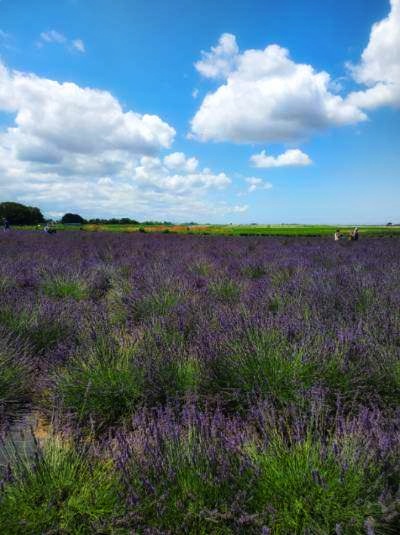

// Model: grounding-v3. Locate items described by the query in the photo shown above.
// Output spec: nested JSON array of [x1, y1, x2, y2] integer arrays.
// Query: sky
[[0, 0, 399, 224]]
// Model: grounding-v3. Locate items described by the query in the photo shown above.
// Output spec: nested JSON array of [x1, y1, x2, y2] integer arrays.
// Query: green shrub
[[242, 264, 267, 280], [126, 428, 251, 534], [155, 356, 202, 401], [190, 261, 214, 276], [0, 439, 122, 534], [0, 335, 31, 414], [105, 277, 132, 325], [0, 307, 70, 354], [210, 329, 315, 408], [57, 336, 143, 427], [270, 267, 294, 287], [247, 433, 382, 534], [138, 325, 203, 403], [319, 346, 400, 406], [209, 279, 241, 304], [133, 288, 180, 321], [42, 276, 88, 300]]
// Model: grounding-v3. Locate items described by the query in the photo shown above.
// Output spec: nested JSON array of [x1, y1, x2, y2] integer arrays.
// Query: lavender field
[[1, 231, 400, 534]]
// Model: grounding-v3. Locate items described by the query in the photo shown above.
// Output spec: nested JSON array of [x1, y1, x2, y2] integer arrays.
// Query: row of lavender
[[1, 231, 399, 533]]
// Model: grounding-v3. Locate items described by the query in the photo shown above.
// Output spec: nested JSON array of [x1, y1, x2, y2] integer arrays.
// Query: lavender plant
[[1, 231, 400, 533]]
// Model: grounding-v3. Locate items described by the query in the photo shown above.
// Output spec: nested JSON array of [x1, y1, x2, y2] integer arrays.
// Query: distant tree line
[[0, 202, 45, 225], [1, 202, 200, 226], [87, 217, 139, 225], [61, 213, 87, 224]]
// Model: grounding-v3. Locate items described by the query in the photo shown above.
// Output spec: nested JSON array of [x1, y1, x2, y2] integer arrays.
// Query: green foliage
[[211, 329, 315, 407], [0, 335, 31, 413], [0, 201, 44, 225], [267, 294, 284, 314], [209, 279, 241, 304], [61, 213, 86, 224], [57, 335, 143, 427], [191, 261, 214, 276], [355, 287, 376, 315], [242, 264, 267, 280], [137, 324, 202, 403], [42, 276, 88, 300], [0, 307, 70, 354], [247, 433, 382, 534], [270, 267, 294, 287], [155, 356, 202, 401], [318, 346, 400, 406], [127, 430, 250, 534], [0, 439, 122, 534], [105, 287, 129, 325], [133, 288, 180, 321]]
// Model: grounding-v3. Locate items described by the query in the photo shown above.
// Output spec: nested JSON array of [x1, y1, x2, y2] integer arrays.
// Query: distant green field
[[15, 223, 400, 236]]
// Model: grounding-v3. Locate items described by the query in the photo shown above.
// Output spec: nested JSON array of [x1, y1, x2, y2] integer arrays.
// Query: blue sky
[[0, 0, 399, 223]]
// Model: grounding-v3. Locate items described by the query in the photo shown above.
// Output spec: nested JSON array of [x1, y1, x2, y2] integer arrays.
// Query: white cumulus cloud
[[195, 33, 239, 79], [347, 0, 400, 109], [191, 36, 366, 144], [245, 177, 273, 193], [250, 148, 312, 168], [0, 62, 175, 156], [0, 62, 239, 220], [163, 152, 199, 173], [135, 154, 230, 193]]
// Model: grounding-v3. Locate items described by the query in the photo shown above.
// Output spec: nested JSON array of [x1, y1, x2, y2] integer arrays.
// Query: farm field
[[18, 223, 400, 237], [1, 231, 400, 533]]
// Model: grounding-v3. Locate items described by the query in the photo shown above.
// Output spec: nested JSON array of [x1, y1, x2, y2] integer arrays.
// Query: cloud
[[347, 0, 400, 109], [135, 155, 230, 193], [192, 88, 199, 99], [195, 33, 239, 79], [245, 177, 273, 193], [231, 204, 249, 213], [0, 62, 239, 220], [0, 29, 12, 48], [40, 30, 67, 44], [250, 148, 312, 168], [0, 62, 175, 155], [38, 30, 85, 53], [72, 39, 85, 53], [163, 152, 199, 173], [191, 36, 366, 144]]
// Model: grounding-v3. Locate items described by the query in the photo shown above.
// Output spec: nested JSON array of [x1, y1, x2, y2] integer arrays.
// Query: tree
[[61, 213, 86, 224], [0, 202, 45, 225]]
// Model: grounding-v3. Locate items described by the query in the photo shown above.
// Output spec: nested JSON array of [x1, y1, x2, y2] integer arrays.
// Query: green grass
[[124, 419, 385, 534], [153, 356, 203, 401], [210, 329, 315, 408], [0, 335, 31, 413], [15, 223, 400, 237], [0, 438, 122, 534], [125, 428, 250, 534], [57, 335, 143, 428], [0, 307, 70, 354], [42, 276, 88, 300], [209, 279, 242, 304], [132, 288, 181, 321], [246, 432, 382, 534], [242, 263, 267, 280]]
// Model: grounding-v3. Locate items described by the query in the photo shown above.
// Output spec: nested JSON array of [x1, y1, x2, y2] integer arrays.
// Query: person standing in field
[[2, 218, 10, 232], [351, 227, 359, 241], [334, 229, 341, 241]]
